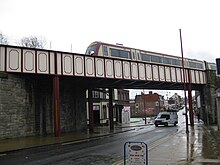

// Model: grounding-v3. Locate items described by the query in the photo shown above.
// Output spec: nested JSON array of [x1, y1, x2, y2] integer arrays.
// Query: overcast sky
[[1, 0, 219, 98]]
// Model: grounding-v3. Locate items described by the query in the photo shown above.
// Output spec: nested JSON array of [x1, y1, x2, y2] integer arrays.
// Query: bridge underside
[[64, 76, 203, 91]]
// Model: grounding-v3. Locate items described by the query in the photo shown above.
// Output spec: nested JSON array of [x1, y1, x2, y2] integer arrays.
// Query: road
[[0, 122, 183, 165]]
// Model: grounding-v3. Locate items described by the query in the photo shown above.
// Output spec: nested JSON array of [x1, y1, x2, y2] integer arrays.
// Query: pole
[[109, 88, 114, 130], [88, 88, 94, 132], [53, 75, 61, 137], [188, 77, 194, 126], [179, 29, 189, 133]]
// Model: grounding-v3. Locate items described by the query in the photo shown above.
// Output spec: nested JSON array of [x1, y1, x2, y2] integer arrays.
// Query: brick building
[[132, 91, 164, 117]]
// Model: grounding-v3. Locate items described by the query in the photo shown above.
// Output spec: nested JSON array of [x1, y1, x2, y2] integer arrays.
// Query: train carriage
[[85, 41, 206, 71]]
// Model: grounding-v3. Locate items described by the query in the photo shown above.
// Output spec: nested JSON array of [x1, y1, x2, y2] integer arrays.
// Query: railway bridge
[[0, 44, 217, 138]]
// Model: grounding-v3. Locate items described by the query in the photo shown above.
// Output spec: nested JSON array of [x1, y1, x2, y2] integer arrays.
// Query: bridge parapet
[[0, 44, 207, 85]]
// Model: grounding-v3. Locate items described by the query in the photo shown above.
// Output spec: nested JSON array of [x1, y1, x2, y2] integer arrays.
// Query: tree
[[20, 36, 46, 48], [0, 32, 8, 45]]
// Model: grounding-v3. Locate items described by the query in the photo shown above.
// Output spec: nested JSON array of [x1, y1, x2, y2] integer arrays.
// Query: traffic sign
[[124, 142, 148, 165]]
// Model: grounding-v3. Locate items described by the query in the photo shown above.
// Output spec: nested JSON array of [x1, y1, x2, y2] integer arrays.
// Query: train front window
[[86, 44, 97, 55]]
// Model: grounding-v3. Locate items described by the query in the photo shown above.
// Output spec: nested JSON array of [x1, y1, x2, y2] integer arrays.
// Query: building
[[168, 93, 182, 110], [86, 89, 130, 125], [132, 91, 164, 117]]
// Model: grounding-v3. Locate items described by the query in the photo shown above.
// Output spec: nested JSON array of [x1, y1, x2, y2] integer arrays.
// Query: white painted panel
[[123, 61, 131, 79], [85, 56, 95, 77], [95, 58, 104, 77], [37, 51, 49, 74], [195, 70, 200, 84], [0, 46, 5, 71], [171, 67, 176, 82], [114, 60, 122, 79], [159, 66, 165, 81], [105, 59, 114, 78], [146, 64, 152, 80], [50, 52, 55, 74], [23, 49, 35, 73], [7, 47, 21, 72], [74, 55, 84, 76], [165, 66, 171, 82], [152, 65, 159, 81], [138, 63, 145, 80], [131, 62, 138, 80], [56, 53, 62, 75], [190, 70, 196, 83], [63, 53, 73, 75], [176, 68, 181, 82]]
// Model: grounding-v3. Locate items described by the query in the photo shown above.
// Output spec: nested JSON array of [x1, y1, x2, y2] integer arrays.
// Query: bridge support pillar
[[88, 89, 94, 132], [109, 88, 114, 130], [53, 76, 61, 137], [188, 83, 194, 126]]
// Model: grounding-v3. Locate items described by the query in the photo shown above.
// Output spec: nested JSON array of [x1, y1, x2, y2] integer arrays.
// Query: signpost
[[124, 142, 148, 165]]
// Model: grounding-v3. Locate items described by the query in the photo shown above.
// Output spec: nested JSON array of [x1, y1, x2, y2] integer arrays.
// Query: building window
[[93, 105, 100, 110], [103, 105, 107, 119], [93, 90, 100, 98]]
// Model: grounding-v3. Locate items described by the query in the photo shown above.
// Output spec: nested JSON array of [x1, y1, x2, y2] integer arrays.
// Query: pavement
[[0, 117, 220, 165]]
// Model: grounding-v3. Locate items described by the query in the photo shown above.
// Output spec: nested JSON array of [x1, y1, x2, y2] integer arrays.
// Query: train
[[85, 41, 216, 71]]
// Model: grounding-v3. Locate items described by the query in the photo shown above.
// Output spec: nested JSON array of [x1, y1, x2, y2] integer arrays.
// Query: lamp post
[[179, 29, 189, 134]]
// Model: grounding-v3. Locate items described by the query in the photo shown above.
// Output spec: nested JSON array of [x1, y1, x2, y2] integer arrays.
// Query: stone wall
[[60, 78, 87, 132], [0, 73, 88, 139], [0, 73, 35, 139], [202, 69, 218, 124]]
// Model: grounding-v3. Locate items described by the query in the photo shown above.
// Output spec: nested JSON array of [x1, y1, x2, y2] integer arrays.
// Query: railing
[[0, 44, 206, 84]]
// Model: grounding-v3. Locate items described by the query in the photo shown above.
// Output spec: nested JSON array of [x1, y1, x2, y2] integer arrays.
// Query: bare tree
[[0, 32, 8, 45], [20, 36, 46, 48]]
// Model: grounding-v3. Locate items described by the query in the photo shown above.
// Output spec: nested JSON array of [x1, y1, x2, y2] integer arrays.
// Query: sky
[[1, 0, 219, 98]]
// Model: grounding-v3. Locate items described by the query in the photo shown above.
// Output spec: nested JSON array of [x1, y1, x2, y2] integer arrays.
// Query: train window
[[120, 50, 131, 59], [189, 62, 196, 68], [141, 53, 151, 62], [176, 60, 181, 66], [132, 52, 135, 59], [110, 49, 120, 58], [163, 57, 172, 64], [103, 46, 108, 56], [196, 63, 204, 69], [137, 52, 141, 60], [110, 48, 131, 59], [210, 64, 216, 70], [151, 55, 162, 63], [171, 59, 181, 66]]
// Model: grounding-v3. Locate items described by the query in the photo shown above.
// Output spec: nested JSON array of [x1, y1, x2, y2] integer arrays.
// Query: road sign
[[124, 142, 148, 165]]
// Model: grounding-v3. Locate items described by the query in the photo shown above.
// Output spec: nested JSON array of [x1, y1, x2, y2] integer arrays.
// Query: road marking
[[112, 159, 124, 165], [0, 153, 7, 157]]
